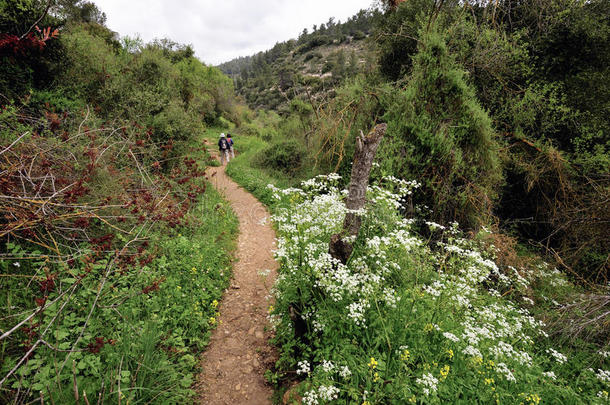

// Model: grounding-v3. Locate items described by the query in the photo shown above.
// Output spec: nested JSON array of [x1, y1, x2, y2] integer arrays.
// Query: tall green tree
[[381, 30, 502, 230]]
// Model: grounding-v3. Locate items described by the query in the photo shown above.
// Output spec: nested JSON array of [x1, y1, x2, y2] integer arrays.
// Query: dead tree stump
[[329, 123, 387, 265]]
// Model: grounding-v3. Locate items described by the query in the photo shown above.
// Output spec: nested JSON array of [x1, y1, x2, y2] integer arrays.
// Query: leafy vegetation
[[1, 0, 608, 403], [0, 1, 240, 402], [268, 175, 609, 404]]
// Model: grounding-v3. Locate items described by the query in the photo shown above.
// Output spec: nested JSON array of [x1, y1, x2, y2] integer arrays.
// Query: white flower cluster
[[270, 173, 600, 402], [320, 360, 335, 373], [542, 371, 557, 380], [496, 362, 517, 382], [302, 384, 340, 404], [297, 360, 311, 376], [338, 365, 352, 379], [546, 348, 568, 364], [416, 372, 439, 396], [596, 369, 610, 383]]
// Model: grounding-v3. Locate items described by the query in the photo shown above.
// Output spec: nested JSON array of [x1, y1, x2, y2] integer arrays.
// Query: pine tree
[[382, 31, 502, 230]]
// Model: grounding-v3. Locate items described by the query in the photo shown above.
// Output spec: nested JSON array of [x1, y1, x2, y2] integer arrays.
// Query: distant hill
[[218, 9, 381, 112]]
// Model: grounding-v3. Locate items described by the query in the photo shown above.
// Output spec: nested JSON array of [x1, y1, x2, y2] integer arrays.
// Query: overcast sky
[[95, 0, 375, 65]]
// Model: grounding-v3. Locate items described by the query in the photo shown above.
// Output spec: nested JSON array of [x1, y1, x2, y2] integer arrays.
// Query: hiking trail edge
[[196, 148, 278, 405]]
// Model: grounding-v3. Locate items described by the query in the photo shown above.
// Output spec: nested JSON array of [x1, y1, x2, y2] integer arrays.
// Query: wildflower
[[424, 323, 437, 333], [597, 391, 608, 399], [416, 372, 439, 396], [211, 299, 218, 308], [373, 372, 380, 382], [541, 371, 556, 380], [368, 357, 378, 369], [485, 378, 495, 385], [400, 348, 411, 362], [546, 348, 567, 364], [320, 360, 334, 373], [463, 346, 483, 359], [408, 396, 416, 403], [496, 362, 516, 382], [439, 365, 450, 381], [296, 360, 310, 376], [339, 365, 352, 378], [267, 305, 274, 314], [596, 369, 610, 383], [208, 317, 216, 325], [443, 332, 459, 342], [318, 385, 339, 401], [524, 393, 541, 405], [13, 262, 20, 267], [302, 390, 318, 405]]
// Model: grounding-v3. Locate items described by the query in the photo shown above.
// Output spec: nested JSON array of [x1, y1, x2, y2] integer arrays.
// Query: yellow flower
[[191, 267, 197, 273], [209, 317, 216, 325], [176, 285, 181, 290], [400, 349, 411, 362], [368, 357, 378, 369], [440, 365, 450, 380], [424, 323, 435, 333], [408, 395, 416, 404], [485, 378, 495, 385], [268, 305, 274, 314], [486, 360, 495, 370], [525, 393, 541, 405], [373, 372, 380, 382], [211, 299, 218, 308], [446, 348, 454, 360]]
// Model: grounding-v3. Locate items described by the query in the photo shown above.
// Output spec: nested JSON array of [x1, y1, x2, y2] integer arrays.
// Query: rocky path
[[196, 153, 278, 405]]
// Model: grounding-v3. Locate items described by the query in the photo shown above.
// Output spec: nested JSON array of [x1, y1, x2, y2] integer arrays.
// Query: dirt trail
[[197, 152, 277, 405]]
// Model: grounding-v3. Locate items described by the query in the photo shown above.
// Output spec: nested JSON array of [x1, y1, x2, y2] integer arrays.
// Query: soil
[[196, 152, 278, 405]]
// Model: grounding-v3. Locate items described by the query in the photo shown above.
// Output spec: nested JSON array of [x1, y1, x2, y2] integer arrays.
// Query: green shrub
[[256, 139, 306, 176], [381, 30, 502, 230]]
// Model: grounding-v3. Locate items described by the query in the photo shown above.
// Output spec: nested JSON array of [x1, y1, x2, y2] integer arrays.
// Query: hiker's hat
[[220, 133, 225, 137]]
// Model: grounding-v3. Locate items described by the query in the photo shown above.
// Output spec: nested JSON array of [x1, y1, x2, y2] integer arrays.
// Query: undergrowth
[[0, 185, 237, 403]]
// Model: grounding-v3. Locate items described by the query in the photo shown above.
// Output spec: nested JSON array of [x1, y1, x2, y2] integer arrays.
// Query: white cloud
[[95, 0, 374, 65]]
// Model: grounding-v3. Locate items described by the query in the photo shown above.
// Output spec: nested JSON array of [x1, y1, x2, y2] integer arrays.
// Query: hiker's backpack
[[219, 138, 228, 150]]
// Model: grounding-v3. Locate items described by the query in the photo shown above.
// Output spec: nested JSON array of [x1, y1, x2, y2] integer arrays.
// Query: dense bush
[[256, 138, 306, 176], [381, 30, 502, 231]]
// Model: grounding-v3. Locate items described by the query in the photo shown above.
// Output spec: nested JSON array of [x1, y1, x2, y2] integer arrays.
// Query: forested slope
[[218, 9, 380, 111]]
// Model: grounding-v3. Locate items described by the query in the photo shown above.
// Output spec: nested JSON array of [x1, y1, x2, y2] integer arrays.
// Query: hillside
[[218, 9, 380, 111]]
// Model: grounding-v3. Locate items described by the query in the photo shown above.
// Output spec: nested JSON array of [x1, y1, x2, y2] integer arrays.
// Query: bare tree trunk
[[329, 123, 387, 264]]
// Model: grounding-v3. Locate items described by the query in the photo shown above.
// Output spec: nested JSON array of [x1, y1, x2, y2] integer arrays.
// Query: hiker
[[218, 133, 230, 165], [227, 133, 235, 159]]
